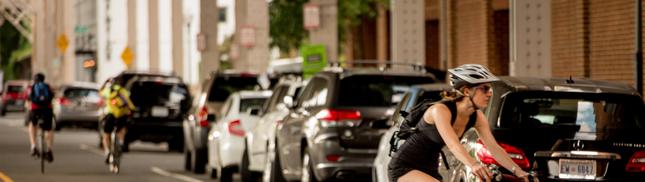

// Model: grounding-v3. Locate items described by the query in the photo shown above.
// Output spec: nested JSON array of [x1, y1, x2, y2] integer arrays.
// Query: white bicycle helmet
[[448, 64, 499, 88]]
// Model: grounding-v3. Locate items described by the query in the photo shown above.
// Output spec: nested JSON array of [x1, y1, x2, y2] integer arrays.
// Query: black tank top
[[391, 100, 478, 171]]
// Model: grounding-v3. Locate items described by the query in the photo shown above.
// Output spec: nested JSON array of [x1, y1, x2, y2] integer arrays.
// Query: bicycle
[[107, 128, 122, 174]]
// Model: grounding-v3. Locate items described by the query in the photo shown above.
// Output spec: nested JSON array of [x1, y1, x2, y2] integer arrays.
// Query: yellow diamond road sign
[[57, 34, 68, 53], [121, 47, 134, 67]]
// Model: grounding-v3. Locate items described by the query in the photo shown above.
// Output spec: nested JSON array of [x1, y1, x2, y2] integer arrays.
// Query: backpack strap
[[442, 100, 458, 125]]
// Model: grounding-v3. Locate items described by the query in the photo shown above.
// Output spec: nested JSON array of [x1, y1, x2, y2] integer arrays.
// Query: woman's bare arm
[[474, 111, 529, 177]]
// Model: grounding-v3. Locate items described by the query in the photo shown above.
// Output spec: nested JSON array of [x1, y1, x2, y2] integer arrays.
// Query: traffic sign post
[[121, 47, 134, 68], [57, 34, 68, 54]]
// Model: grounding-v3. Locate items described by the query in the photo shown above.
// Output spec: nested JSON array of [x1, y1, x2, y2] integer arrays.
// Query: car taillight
[[626, 150, 645, 172], [476, 139, 530, 170], [59, 97, 71, 106], [316, 109, 362, 127], [326, 154, 341, 162], [228, 119, 244, 136], [197, 107, 209, 127]]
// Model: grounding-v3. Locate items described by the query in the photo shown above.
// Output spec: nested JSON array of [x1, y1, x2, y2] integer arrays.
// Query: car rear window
[[500, 92, 645, 139], [240, 98, 268, 115], [208, 76, 259, 102], [337, 75, 435, 107], [64, 88, 100, 100], [129, 81, 190, 108], [7, 85, 25, 93]]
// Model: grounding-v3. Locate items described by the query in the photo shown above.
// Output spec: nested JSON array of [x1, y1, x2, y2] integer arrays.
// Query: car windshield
[[338, 75, 434, 107], [7, 85, 25, 93], [208, 76, 259, 102], [500, 92, 645, 140], [64, 88, 100, 101], [240, 98, 268, 115]]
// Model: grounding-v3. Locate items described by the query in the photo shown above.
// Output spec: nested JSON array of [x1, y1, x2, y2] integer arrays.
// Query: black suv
[[99, 71, 191, 152], [271, 65, 436, 181], [183, 71, 261, 174], [439, 76, 645, 182]]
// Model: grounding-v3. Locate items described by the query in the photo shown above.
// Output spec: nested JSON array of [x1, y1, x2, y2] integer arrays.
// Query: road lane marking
[[0, 171, 14, 182], [151, 167, 203, 182], [80, 144, 105, 156]]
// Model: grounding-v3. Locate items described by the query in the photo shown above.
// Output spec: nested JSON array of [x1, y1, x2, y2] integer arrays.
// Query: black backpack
[[388, 99, 445, 156], [30, 82, 53, 107]]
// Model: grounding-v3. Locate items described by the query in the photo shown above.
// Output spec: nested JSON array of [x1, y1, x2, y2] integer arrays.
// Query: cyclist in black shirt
[[389, 64, 531, 182]]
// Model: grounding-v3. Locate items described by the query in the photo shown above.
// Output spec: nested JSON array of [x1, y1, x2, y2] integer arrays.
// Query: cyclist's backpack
[[388, 99, 441, 156], [31, 82, 53, 106]]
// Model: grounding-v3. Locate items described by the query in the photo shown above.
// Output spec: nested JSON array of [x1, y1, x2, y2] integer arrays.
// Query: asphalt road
[[0, 111, 235, 182]]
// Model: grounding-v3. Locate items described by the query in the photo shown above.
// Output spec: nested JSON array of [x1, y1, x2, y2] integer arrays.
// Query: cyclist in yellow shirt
[[100, 77, 136, 163]]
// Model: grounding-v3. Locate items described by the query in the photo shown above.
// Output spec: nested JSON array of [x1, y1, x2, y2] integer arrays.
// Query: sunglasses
[[474, 85, 493, 93]]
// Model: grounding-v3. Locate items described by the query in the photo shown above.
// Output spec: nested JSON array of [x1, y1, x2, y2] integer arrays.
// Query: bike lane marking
[[0, 171, 15, 182], [151, 167, 203, 182]]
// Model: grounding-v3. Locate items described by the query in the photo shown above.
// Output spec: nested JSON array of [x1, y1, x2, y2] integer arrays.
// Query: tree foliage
[[269, 0, 388, 56], [269, 0, 308, 56], [0, 22, 32, 81]]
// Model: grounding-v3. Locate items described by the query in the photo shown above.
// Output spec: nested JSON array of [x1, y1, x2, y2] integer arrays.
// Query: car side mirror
[[207, 114, 216, 121], [283, 96, 294, 109]]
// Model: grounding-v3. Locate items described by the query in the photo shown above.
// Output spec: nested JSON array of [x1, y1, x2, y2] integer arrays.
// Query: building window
[[218, 7, 227, 22]]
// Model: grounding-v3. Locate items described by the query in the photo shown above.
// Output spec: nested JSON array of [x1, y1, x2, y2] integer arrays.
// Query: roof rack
[[324, 60, 427, 73]]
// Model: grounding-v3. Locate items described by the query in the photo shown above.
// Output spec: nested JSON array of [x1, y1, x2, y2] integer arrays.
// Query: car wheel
[[168, 139, 184, 152], [266, 141, 286, 182], [241, 147, 261, 182], [301, 149, 317, 182], [184, 147, 192, 171], [0, 107, 6, 116], [192, 148, 206, 174], [210, 167, 218, 179], [220, 166, 235, 182]]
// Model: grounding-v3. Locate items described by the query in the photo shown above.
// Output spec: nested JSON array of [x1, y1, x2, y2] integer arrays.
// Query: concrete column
[[172, 0, 184, 78], [32, 1, 58, 83], [62, 0, 75, 84], [127, 0, 137, 70], [309, 0, 338, 62], [198, 0, 219, 81], [510, 0, 551, 77], [391, 0, 425, 66], [235, 0, 269, 73], [148, 0, 159, 72]]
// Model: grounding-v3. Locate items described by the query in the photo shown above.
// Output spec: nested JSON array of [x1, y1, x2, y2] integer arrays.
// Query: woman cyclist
[[388, 64, 532, 182]]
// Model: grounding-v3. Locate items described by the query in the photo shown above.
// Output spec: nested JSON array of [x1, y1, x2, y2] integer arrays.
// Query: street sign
[[304, 3, 320, 30], [57, 34, 68, 53], [121, 46, 134, 67], [300, 44, 327, 79]]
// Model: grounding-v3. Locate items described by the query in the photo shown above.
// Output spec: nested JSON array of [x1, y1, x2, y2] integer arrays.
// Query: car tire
[[192, 148, 207, 174], [241, 147, 261, 182], [268, 142, 286, 182], [210, 168, 218, 179], [301, 148, 318, 182], [168, 139, 184, 152], [1, 107, 6, 116], [184, 147, 192, 171], [220, 166, 235, 182]]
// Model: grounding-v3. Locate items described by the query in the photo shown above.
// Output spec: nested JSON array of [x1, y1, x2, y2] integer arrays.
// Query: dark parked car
[[440, 76, 645, 182], [270, 65, 436, 181], [0, 80, 29, 116], [98, 71, 191, 152], [183, 71, 261, 174]]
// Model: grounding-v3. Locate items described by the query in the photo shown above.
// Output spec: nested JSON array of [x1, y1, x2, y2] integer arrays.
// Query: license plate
[[151, 107, 169, 117], [558, 159, 596, 179]]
